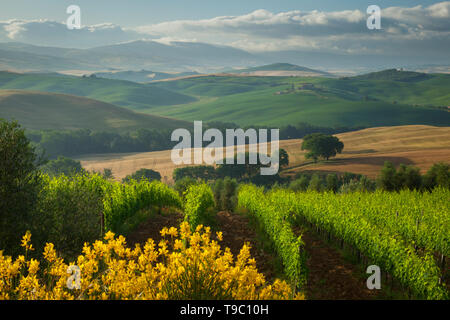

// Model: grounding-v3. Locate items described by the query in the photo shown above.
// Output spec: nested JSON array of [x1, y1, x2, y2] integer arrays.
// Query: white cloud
[[0, 19, 142, 48], [0, 2, 449, 60]]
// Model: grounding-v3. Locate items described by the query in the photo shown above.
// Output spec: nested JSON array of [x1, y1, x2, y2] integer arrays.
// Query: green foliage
[[174, 176, 199, 198], [339, 176, 376, 193], [0, 120, 42, 256], [279, 148, 289, 168], [35, 173, 105, 259], [287, 188, 449, 299], [183, 183, 215, 230], [288, 176, 309, 192], [34, 128, 178, 158], [238, 185, 307, 289], [213, 177, 238, 212], [123, 168, 161, 183], [423, 163, 450, 190], [40, 156, 85, 177], [377, 162, 429, 192], [302, 133, 344, 162], [307, 174, 323, 192], [173, 165, 216, 182], [325, 174, 339, 192], [103, 179, 182, 235]]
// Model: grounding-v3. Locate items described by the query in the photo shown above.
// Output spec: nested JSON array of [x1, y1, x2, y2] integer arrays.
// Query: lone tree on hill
[[301, 133, 344, 162]]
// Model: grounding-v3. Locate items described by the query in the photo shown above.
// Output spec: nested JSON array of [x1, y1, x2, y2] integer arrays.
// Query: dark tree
[[40, 156, 85, 177], [301, 133, 344, 162], [123, 168, 161, 183], [0, 120, 42, 255], [279, 148, 289, 168]]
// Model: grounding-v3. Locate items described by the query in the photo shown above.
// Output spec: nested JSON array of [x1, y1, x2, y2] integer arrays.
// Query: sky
[[0, 0, 449, 61], [0, 0, 447, 26]]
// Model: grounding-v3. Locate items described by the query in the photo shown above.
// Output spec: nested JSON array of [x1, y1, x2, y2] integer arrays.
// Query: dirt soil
[[300, 229, 381, 300], [214, 211, 277, 283], [126, 211, 184, 248]]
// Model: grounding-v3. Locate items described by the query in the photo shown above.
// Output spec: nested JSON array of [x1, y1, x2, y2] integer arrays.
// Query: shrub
[[35, 173, 105, 259], [183, 184, 215, 229], [0, 224, 303, 300], [288, 176, 309, 192]]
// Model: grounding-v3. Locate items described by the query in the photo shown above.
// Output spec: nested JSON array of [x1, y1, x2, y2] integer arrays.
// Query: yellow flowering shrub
[[0, 222, 304, 300]]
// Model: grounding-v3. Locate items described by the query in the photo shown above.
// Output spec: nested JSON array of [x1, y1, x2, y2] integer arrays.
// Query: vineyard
[[0, 170, 449, 300], [237, 186, 449, 300]]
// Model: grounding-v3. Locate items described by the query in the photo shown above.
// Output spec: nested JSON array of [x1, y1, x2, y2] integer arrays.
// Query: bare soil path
[[299, 228, 382, 300]]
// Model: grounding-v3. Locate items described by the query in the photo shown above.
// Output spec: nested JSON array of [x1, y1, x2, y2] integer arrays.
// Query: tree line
[[27, 122, 360, 159]]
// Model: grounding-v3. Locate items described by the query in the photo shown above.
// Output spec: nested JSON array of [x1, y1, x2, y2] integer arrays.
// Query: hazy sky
[[0, 0, 446, 26], [0, 0, 449, 61]]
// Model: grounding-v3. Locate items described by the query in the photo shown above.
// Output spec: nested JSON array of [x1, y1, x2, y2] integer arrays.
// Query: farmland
[[77, 125, 450, 182]]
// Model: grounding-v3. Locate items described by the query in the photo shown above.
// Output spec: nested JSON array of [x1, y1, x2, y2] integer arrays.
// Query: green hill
[[148, 71, 450, 127], [231, 63, 331, 76], [0, 90, 190, 132], [0, 71, 196, 110]]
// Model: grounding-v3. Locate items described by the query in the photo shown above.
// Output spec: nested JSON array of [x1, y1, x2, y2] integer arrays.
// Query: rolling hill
[[148, 71, 450, 127], [77, 125, 450, 182], [93, 70, 201, 83], [229, 63, 332, 77], [0, 90, 190, 132], [0, 71, 196, 110]]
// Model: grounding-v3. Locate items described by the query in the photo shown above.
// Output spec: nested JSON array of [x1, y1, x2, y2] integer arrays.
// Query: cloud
[[0, 2, 449, 61], [134, 2, 450, 57], [0, 19, 143, 48]]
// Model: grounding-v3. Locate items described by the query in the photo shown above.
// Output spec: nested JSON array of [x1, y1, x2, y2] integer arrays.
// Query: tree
[[377, 161, 398, 191], [279, 148, 289, 168], [423, 163, 450, 190], [301, 133, 344, 162], [308, 174, 323, 192], [0, 120, 42, 255], [40, 156, 85, 177], [326, 174, 339, 192], [123, 168, 161, 183]]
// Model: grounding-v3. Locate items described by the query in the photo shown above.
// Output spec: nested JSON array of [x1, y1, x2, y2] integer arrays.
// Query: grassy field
[[1, 70, 449, 129], [77, 125, 450, 182], [0, 71, 196, 110], [0, 89, 190, 132], [148, 71, 450, 127]]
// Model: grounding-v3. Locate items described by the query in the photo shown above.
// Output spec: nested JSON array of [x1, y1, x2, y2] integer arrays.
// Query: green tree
[[40, 156, 85, 177], [326, 174, 339, 192], [308, 174, 323, 192], [123, 168, 161, 183], [423, 163, 450, 190], [289, 175, 309, 192], [0, 120, 42, 255], [377, 161, 397, 191], [279, 148, 289, 168], [301, 133, 344, 162]]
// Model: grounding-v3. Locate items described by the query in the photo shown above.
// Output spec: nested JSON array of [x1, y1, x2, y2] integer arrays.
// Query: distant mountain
[[0, 90, 190, 132], [229, 63, 332, 77], [89, 40, 260, 70], [0, 41, 262, 72], [94, 70, 200, 83], [0, 71, 196, 111]]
